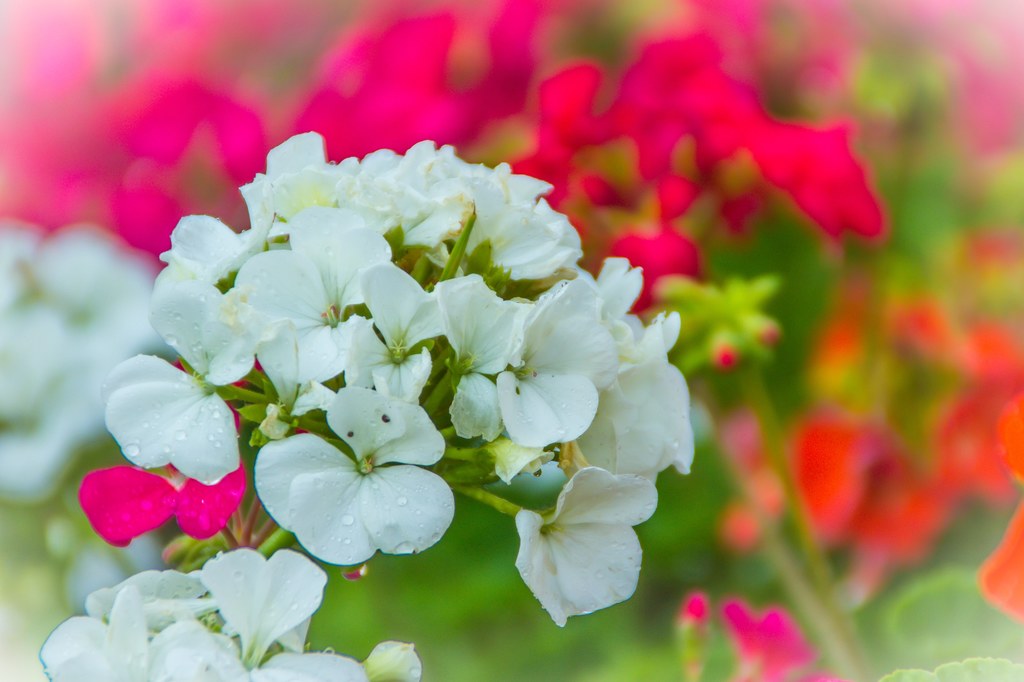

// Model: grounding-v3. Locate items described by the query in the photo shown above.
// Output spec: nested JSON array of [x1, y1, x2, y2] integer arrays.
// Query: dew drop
[[341, 515, 355, 526]]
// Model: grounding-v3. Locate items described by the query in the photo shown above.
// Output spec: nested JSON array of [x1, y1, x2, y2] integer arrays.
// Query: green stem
[[257, 527, 295, 557], [741, 368, 870, 680], [422, 371, 454, 417], [216, 384, 267, 404], [445, 446, 484, 462], [453, 485, 523, 516], [437, 213, 476, 283], [410, 252, 433, 285]]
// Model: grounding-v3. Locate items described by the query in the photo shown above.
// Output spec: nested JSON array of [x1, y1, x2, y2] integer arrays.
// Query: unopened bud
[[712, 342, 740, 371], [678, 591, 710, 627], [343, 564, 369, 581]]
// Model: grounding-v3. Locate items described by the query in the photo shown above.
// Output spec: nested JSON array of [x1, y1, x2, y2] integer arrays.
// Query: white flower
[[346, 264, 443, 402], [41, 585, 150, 681], [363, 641, 422, 682], [466, 181, 581, 281], [515, 467, 657, 626], [256, 322, 336, 417], [255, 388, 452, 565], [336, 141, 473, 249], [199, 549, 326, 667], [103, 354, 238, 484], [242, 132, 347, 225], [235, 217, 391, 382], [577, 313, 693, 478], [157, 215, 268, 288], [85, 569, 212, 631], [150, 280, 260, 386], [0, 225, 154, 499], [435, 274, 524, 440], [497, 279, 618, 448]]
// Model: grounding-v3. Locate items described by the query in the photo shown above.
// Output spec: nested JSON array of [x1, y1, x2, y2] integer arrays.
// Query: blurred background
[[3, 0, 1024, 679]]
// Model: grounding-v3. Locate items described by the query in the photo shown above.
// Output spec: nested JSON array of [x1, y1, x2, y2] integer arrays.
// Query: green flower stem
[[453, 485, 523, 517], [437, 213, 476, 283], [422, 371, 454, 418], [410, 252, 433, 285], [720, 439, 868, 679], [740, 368, 869, 680], [444, 445, 484, 462], [256, 527, 295, 557], [216, 384, 267, 404]]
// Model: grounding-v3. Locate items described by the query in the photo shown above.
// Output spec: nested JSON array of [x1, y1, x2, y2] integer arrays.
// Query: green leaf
[[880, 658, 1024, 682], [882, 569, 1020, 667]]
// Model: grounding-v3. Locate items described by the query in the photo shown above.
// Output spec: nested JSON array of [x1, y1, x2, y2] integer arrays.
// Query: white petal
[[515, 510, 643, 627], [40, 617, 109, 677], [85, 569, 210, 630], [356, 466, 454, 556], [149, 621, 245, 682], [361, 264, 442, 348], [258, 322, 302, 407], [580, 361, 693, 477], [289, 219, 392, 308], [496, 372, 598, 448], [522, 280, 618, 389], [200, 548, 326, 665], [450, 373, 502, 441], [158, 215, 247, 285], [554, 467, 658, 527], [435, 275, 523, 374], [255, 433, 355, 530], [364, 641, 422, 682], [254, 652, 368, 682], [105, 586, 150, 680], [327, 388, 443, 466], [150, 280, 257, 384], [595, 258, 642, 320], [292, 381, 337, 416], [287, 467, 375, 565], [370, 348, 432, 404], [267, 132, 327, 180], [237, 251, 349, 380], [103, 355, 238, 484]]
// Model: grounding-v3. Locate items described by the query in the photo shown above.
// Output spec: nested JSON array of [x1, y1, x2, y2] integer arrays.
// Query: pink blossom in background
[[721, 598, 818, 682]]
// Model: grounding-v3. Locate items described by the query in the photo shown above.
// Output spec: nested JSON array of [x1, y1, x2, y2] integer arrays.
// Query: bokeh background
[[4, 0, 1024, 679]]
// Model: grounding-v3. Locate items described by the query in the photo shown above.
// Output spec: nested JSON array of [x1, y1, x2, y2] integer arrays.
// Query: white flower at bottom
[[41, 585, 150, 681], [255, 388, 452, 565], [515, 467, 657, 626], [199, 549, 326, 667]]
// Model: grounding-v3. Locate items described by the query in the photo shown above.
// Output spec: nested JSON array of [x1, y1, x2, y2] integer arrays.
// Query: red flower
[[80, 465, 246, 547]]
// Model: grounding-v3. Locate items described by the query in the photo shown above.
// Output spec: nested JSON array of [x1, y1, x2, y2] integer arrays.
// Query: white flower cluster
[[41, 549, 421, 682], [102, 133, 694, 625], [0, 223, 153, 498]]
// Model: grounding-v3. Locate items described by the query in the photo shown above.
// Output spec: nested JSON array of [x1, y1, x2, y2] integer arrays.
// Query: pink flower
[[79, 465, 246, 547], [293, 1, 540, 161], [721, 599, 817, 682]]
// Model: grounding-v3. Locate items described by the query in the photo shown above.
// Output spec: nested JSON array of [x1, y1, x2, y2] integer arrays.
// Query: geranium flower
[[515, 467, 657, 626], [255, 388, 451, 565]]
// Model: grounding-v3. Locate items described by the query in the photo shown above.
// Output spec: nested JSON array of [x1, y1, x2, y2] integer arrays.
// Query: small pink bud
[[343, 564, 369, 581], [713, 343, 740, 370], [758, 321, 781, 346], [678, 591, 710, 627]]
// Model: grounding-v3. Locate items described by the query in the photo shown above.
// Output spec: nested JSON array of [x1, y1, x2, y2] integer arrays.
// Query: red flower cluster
[[516, 34, 885, 309]]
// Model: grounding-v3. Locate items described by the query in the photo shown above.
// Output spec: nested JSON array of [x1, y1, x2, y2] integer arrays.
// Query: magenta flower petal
[[721, 599, 817, 682], [79, 466, 177, 547], [174, 466, 246, 540]]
